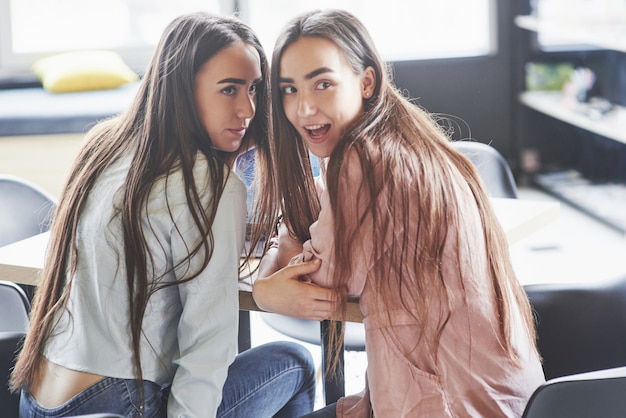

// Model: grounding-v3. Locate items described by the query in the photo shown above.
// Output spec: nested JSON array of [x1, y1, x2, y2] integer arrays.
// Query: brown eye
[[281, 85, 296, 95], [315, 81, 331, 90], [222, 86, 236, 95]]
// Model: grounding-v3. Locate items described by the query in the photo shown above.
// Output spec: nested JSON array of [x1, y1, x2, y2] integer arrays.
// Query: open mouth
[[305, 124, 330, 139]]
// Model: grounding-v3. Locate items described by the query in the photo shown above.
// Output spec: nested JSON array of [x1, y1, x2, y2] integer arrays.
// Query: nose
[[296, 92, 316, 117], [237, 94, 255, 120]]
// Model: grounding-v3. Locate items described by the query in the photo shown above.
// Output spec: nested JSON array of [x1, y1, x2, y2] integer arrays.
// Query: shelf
[[516, 13, 626, 231], [520, 91, 626, 145], [515, 15, 626, 53], [534, 171, 626, 234]]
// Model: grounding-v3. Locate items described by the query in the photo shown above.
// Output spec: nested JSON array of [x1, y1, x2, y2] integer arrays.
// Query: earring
[[364, 91, 371, 98]]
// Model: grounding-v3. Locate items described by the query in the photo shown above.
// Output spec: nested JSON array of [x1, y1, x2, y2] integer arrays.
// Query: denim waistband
[[20, 377, 167, 417]]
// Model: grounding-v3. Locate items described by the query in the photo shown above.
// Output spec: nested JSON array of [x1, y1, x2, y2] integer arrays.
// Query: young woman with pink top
[[253, 9, 545, 417]]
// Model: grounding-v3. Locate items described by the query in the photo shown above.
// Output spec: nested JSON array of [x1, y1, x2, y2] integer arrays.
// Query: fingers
[[306, 287, 339, 321], [288, 297, 337, 321], [309, 284, 338, 303], [285, 257, 321, 276]]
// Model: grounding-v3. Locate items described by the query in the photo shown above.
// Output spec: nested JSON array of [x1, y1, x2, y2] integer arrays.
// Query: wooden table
[[0, 197, 559, 404]]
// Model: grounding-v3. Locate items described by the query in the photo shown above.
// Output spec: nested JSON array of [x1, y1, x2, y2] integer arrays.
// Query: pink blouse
[[290, 151, 545, 417]]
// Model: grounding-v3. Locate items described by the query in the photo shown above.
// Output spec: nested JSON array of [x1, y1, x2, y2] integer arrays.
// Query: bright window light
[[0, 0, 224, 73], [0, 0, 495, 75], [243, 0, 496, 61]]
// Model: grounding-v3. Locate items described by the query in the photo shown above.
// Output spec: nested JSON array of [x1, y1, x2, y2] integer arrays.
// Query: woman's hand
[[253, 259, 339, 321]]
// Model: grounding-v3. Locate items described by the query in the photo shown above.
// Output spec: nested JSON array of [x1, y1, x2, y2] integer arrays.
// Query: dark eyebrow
[[279, 67, 334, 84], [217, 78, 246, 85], [305, 67, 333, 80], [217, 76, 263, 86]]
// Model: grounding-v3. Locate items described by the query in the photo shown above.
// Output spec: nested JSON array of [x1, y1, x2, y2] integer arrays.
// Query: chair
[[0, 332, 26, 418], [0, 281, 31, 333], [0, 281, 31, 418], [451, 141, 519, 198], [260, 315, 361, 404], [524, 276, 626, 381], [0, 174, 57, 300], [522, 366, 626, 418], [0, 174, 58, 248], [260, 313, 365, 351], [260, 313, 364, 403]]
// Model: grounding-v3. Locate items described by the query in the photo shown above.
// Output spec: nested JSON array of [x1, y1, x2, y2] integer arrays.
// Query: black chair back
[[0, 174, 57, 247], [451, 141, 519, 198], [0, 332, 25, 418], [525, 276, 626, 380], [0, 281, 31, 333], [0, 280, 30, 417], [523, 366, 626, 418]]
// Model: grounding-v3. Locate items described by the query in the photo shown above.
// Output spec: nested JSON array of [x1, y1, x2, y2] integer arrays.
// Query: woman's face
[[278, 36, 375, 158], [195, 41, 262, 153]]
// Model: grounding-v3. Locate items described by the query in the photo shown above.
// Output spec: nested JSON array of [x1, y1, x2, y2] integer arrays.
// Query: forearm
[[257, 246, 279, 281]]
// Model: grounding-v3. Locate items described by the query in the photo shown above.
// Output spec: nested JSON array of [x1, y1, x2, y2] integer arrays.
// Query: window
[[0, 0, 495, 76], [0, 0, 228, 74], [241, 0, 496, 61]]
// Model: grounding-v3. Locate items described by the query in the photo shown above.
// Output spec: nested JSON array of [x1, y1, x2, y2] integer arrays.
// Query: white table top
[[490, 197, 560, 244]]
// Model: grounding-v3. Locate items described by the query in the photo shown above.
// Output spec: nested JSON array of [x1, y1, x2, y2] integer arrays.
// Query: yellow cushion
[[32, 50, 138, 93]]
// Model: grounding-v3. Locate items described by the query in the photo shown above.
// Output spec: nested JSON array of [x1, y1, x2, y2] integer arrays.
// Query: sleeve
[[167, 173, 247, 417], [296, 150, 372, 296]]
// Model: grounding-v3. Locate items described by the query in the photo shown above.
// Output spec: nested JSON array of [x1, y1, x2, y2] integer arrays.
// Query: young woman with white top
[[11, 12, 317, 417]]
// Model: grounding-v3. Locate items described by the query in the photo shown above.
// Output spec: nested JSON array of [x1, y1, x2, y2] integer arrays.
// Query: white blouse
[[44, 153, 247, 417]]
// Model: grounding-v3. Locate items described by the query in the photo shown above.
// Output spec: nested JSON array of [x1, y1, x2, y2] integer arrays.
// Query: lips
[[305, 124, 330, 140], [228, 127, 247, 137]]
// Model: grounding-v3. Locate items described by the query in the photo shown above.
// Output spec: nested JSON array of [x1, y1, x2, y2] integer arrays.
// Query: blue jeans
[[20, 377, 166, 417], [217, 341, 315, 417], [20, 341, 316, 417]]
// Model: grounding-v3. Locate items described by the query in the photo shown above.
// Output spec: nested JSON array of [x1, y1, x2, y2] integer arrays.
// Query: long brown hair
[[271, 9, 537, 375], [11, 12, 278, 392]]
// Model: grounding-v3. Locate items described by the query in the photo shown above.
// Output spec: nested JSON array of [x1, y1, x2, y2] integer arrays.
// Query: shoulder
[[335, 147, 369, 198], [341, 147, 365, 183], [193, 153, 246, 194], [151, 153, 245, 208]]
